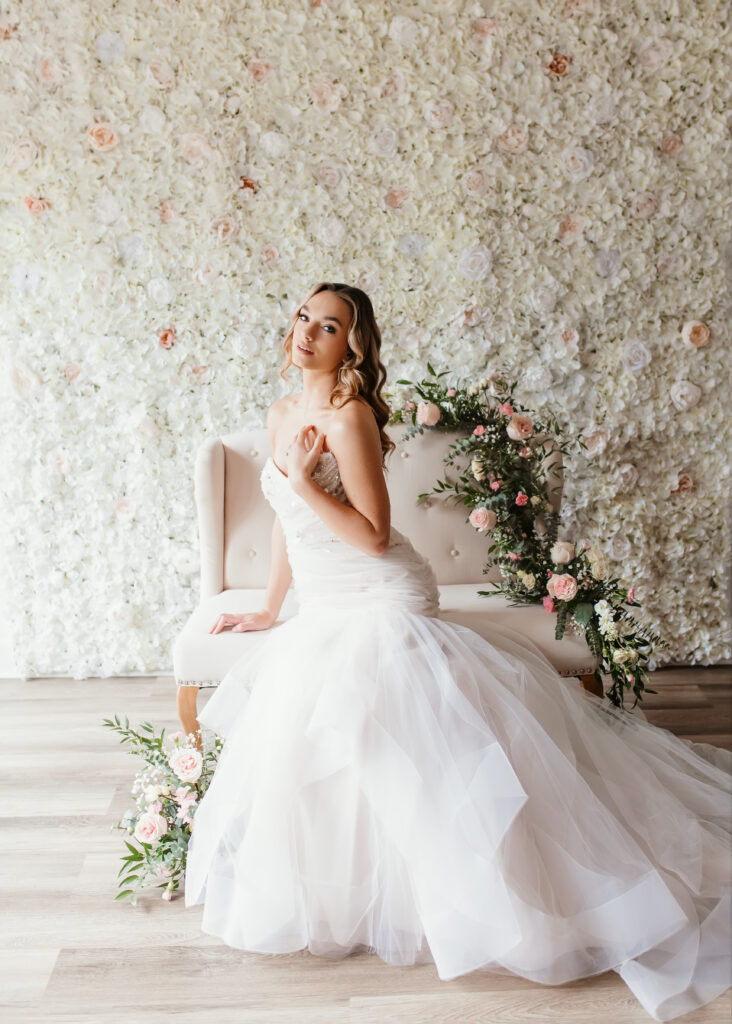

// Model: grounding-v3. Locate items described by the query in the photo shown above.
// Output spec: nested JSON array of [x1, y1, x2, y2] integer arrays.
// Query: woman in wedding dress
[[184, 281, 731, 1022]]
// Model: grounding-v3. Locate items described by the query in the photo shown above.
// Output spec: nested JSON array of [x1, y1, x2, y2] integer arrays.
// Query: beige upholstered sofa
[[172, 424, 600, 713]]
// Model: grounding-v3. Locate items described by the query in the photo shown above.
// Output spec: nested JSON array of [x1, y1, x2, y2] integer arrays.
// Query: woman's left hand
[[285, 425, 325, 488]]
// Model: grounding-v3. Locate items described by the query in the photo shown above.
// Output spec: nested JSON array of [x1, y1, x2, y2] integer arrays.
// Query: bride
[[184, 281, 731, 1022]]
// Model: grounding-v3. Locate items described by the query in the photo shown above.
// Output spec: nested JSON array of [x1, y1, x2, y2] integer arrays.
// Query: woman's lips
[[297, 344, 314, 354]]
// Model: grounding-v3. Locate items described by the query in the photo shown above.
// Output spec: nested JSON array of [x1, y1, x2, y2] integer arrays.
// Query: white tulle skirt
[[184, 606, 732, 1022]]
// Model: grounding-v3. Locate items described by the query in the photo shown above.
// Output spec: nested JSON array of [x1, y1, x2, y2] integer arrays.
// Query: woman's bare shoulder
[[266, 395, 296, 426]]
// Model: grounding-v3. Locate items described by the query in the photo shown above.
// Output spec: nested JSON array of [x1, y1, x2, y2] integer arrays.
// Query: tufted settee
[[172, 423, 601, 730]]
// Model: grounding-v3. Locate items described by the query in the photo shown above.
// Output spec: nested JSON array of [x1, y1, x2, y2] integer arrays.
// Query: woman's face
[[291, 290, 352, 372]]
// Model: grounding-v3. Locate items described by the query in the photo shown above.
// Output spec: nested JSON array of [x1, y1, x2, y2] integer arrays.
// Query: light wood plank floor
[[1, 667, 730, 1023]]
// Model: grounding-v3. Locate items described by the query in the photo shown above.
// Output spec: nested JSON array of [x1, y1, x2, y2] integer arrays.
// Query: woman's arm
[[262, 513, 293, 619], [288, 401, 391, 558]]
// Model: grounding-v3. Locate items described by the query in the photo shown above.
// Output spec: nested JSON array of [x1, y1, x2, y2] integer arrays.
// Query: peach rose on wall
[[496, 123, 528, 154], [309, 79, 347, 112], [87, 122, 119, 151], [680, 320, 710, 349]]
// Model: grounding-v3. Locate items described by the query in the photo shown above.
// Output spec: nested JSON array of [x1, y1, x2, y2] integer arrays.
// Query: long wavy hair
[[279, 281, 395, 466]]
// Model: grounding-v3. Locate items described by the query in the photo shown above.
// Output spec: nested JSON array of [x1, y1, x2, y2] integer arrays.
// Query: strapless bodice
[[260, 451, 440, 616]]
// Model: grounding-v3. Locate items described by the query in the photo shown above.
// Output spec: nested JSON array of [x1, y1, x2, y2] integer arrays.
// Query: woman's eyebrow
[[301, 304, 342, 326]]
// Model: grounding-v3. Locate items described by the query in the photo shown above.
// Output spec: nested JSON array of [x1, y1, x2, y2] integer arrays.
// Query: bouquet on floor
[[102, 716, 222, 903], [388, 365, 667, 710]]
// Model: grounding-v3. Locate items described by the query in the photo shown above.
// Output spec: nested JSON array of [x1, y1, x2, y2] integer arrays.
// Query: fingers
[[209, 613, 247, 634]]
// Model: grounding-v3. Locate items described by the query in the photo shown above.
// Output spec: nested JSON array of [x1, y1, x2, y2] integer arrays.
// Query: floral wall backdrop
[[1, 0, 730, 678]]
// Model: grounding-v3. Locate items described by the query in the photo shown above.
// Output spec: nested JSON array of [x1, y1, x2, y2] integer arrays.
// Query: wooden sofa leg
[[579, 673, 604, 698], [176, 685, 202, 750]]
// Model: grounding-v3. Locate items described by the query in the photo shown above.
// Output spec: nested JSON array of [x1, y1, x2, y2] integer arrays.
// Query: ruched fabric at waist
[[288, 528, 440, 617]]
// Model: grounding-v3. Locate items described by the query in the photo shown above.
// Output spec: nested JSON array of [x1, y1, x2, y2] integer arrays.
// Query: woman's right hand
[[208, 610, 276, 634]]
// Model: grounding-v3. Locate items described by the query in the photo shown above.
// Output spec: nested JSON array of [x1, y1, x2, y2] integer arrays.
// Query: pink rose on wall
[[469, 507, 497, 532], [211, 214, 238, 242], [546, 53, 572, 76], [384, 187, 409, 209], [506, 414, 533, 441], [547, 573, 578, 601], [159, 327, 176, 349], [416, 402, 441, 426], [147, 58, 176, 90], [20, 195, 51, 215], [63, 364, 82, 382], [472, 17, 497, 38], [670, 472, 694, 495], [461, 169, 488, 197], [496, 123, 529, 154], [5, 138, 37, 170], [381, 70, 407, 100], [661, 132, 684, 157], [260, 243, 279, 265], [37, 58, 61, 85], [423, 97, 455, 129], [192, 365, 211, 384], [316, 164, 343, 188], [248, 58, 275, 81], [309, 79, 347, 112], [87, 122, 119, 151], [558, 211, 585, 242], [180, 133, 215, 164], [159, 198, 176, 222]]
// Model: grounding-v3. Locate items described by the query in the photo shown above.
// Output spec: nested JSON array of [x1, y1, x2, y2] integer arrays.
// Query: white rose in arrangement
[[134, 811, 168, 846], [590, 552, 610, 579], [680, 321, 710, 349], [523, 573, 536, 589], [471, 457, 486, 481], [551, 541, 576, 564], [169, 747, 203, 784], [670, 380, 702, 411]]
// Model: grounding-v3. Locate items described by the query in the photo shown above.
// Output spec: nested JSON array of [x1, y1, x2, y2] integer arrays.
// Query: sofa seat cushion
[[437, 584, 598, 677], [173, 585, 598, 689]]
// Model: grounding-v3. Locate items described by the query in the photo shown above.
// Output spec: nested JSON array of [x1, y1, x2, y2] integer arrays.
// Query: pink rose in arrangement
[[473, 425, 485, 436], [447, 388, 456, 397], [469, 507, 497, 532], [519, 447, 531, 458], [489, 478, 502, 491], [497, 402, 514, 415], [515, 492, 529, 506], [134, 811, 168, 846], [173, 786, 198, 825], [405, 401, 415, 411], [627, 586, 636, 604], [507, 552, 521, 562], [547, 573, 578, 601], [542, 596, 555, 613], [169, 747, 203, 784], [507, 414, 533, 441], [416, 402, 441, 426]]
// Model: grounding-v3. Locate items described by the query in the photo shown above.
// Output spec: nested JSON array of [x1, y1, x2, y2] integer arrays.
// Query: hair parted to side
[[279, 281, 396, 466]]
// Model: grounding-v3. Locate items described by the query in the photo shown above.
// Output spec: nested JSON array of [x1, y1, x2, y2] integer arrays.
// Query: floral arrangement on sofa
[[388, 366, 667, 709], [103, 716, 221, 901]]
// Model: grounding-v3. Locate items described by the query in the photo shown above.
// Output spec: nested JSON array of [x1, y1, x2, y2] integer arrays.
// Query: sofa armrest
[[195, 436, 225, 602]]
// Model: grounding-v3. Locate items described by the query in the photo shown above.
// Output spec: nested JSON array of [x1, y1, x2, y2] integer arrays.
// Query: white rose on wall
[[458, 245, 493, 281], [670, 380, 702, 411], [372, 125, 399, 157], [560, 147, 594, 182], [614, 463, 639, 492], [623, 339, 652, 373]]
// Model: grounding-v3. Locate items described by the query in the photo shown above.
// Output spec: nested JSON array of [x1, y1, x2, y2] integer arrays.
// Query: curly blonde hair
[[279, 281, 395, 466]]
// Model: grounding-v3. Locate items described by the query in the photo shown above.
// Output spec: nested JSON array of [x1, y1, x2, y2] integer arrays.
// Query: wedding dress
[[185, 450, 732, 1022]]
